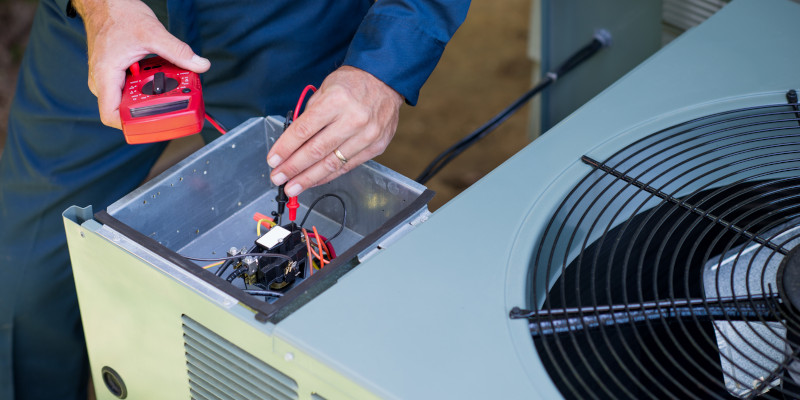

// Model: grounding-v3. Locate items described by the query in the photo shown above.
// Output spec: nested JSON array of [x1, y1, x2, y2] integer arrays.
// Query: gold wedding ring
[[334, 149, 348, 164]]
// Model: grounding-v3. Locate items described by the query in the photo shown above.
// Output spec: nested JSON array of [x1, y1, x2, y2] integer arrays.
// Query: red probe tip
[[288, 197, 299, 222], [129, 61, 140, 77]]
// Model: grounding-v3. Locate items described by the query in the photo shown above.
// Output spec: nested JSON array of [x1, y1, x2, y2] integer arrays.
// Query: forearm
[[343, 0, 471, 105], [71, 0, 125, 64], [266, 0, 470, 196]]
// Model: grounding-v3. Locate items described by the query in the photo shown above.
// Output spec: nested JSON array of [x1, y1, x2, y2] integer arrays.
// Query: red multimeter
[[119, 56, 204, 144]]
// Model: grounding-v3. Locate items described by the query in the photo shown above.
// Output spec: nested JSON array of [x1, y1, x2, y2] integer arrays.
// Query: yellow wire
[[256, 218, 276, 236], [202, 261, 224, 270]]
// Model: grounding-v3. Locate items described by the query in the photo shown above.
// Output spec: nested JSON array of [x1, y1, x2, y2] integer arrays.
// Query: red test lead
[[287, 197, 299, 222]]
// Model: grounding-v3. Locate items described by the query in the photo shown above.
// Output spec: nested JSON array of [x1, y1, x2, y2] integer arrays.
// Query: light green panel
[[63, 209, 378, 400]]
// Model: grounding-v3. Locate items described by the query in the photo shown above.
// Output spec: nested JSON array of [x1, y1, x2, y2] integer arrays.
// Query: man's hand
[[267, 66, 404, 197], [73, 0, 210, 129]]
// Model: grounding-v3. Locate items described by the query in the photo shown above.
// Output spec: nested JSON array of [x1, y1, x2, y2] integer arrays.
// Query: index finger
[[267, 97, 338, 169], [95, 66, 126, 130]]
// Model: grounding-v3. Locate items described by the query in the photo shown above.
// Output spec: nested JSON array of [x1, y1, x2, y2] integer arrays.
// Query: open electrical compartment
[[68, 116, 432, 323]]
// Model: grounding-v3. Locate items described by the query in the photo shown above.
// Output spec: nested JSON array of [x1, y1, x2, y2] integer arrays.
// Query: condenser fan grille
[[516, 94, 800, 399]]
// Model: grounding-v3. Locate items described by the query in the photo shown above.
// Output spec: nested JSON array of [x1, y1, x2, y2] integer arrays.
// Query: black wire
[[214, 259, 234, 277], [415, 34, 609, 185], [243, 289, 284, 298], [250, 278, 289, 299], [225, 267, 247, 283], [284, 109, 293, 129], [553, 36, 605, 78], [184, 252, 292, 263], [415, 77, 554, 184], [215, 244, 259, 277], [271, 112, 293, 225], [298, 193, 347, 242]]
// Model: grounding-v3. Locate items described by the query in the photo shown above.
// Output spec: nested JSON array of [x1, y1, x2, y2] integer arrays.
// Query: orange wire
[[312, 226, 329, 264], [305, 233, 328, 265], [309, 243, 326, 264], [303, 228, 315, 276], [202, 260, 224, 269], [309, 232, 328, 265]]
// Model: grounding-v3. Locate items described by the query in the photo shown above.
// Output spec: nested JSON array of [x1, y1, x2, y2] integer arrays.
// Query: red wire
[[285, 84, 318, 231], [312, 233, 336, 259], [292, 85, 317, 121], [204, 113, 227, 134], [297, 229, 335, 259]]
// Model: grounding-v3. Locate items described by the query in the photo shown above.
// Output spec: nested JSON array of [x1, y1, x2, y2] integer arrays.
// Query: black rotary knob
[[141, 72, 179, 95]]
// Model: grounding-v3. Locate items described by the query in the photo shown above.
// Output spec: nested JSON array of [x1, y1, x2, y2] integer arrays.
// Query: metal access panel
[[63, 116, 432, 399]]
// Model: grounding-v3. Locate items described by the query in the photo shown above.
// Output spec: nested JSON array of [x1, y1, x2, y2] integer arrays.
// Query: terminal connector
[[256, 225, 291, 250]]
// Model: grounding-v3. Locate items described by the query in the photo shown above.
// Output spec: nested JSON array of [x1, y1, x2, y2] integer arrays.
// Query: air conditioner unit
[[64, 0, 800, 398]]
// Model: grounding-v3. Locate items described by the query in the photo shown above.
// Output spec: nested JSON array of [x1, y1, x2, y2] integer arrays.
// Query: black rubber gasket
[[94, 189, 434, 323]]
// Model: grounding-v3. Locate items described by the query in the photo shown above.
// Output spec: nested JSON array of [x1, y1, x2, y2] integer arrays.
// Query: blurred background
[[0, 0, 37, 162]]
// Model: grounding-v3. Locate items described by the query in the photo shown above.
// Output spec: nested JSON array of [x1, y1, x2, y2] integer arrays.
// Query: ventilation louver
[[182, 315, 299, 400]]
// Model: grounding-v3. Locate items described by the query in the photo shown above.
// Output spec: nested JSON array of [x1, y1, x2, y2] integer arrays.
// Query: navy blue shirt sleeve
[[342, 0, 470, 106], [57, 0, 77, 17]]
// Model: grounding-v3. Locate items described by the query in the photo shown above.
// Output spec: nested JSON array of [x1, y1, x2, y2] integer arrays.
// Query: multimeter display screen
[[130, 99, 190, 118]]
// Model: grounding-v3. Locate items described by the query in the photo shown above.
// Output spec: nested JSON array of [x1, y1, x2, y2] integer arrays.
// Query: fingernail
[[286, 184, 302, 197], [191, 54, 210, 68], [271, 172, 288, 186], [268, 154, 282, 168]]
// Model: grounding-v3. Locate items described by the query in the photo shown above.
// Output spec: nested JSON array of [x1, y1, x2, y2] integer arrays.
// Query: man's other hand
[[73, 0, 210, 129]]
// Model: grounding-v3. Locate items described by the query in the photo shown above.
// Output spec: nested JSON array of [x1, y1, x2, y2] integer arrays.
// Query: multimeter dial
[[141, 72, 179, 95]]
